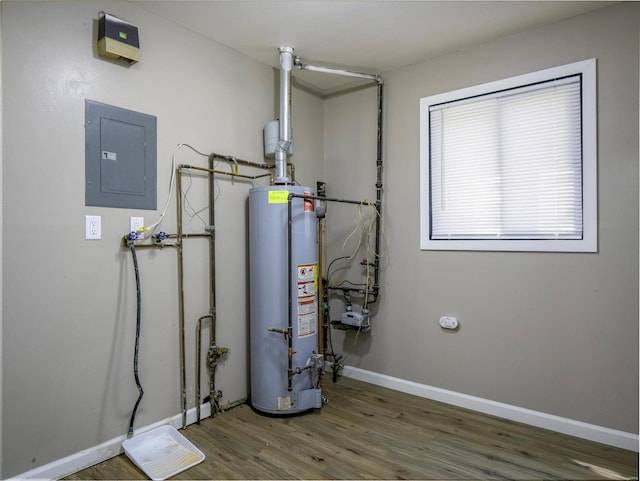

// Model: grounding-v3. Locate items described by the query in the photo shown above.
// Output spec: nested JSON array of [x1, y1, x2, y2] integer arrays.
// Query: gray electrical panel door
[[85, 100, 157, 209]]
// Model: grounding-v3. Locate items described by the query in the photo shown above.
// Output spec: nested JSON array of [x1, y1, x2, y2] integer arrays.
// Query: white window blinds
[[429, 75, 583, 241]]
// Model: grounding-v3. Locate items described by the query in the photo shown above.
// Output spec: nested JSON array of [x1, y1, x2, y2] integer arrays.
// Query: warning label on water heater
[[297, 263, 317, 338], [268, 190, 289, 204], [297, 297, 317, 338], [297, 263, 316, 297], [277, 396, 291, 410], [303, 191, 314, 212]]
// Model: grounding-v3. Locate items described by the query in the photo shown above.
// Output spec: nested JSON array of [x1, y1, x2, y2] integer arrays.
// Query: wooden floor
[[67, 377, 638, 480]]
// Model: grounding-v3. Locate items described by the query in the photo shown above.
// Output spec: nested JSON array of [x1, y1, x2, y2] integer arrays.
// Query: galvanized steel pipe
[[275, 47, 294, 184]]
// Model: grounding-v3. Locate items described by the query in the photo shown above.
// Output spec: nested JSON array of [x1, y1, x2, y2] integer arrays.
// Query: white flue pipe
[[275, 46, 294, 184]]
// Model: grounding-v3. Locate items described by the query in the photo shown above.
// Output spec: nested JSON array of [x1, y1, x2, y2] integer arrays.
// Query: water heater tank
[[249, 185, 323, 414]]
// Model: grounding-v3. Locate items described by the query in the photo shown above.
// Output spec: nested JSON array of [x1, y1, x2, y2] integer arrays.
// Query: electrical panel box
[[85, 100, 157, 210]]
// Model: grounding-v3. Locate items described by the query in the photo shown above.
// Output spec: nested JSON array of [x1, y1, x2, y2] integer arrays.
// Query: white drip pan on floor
[[123, 425, 205, 480]]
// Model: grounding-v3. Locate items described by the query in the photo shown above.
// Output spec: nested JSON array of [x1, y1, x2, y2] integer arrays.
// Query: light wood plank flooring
[[67, 377, 638, 480]]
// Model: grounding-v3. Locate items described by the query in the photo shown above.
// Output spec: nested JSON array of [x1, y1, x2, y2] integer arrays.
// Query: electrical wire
[[347, 204, 376, 258], [329, 280, 368, 288], [326, 255, 351, 282], [364, 203, 386, 307], [327, 202, 379, 289], [340, 205, 366, 260], [325, 201, 383, 344], [146, 143, 210, 235], [182, 169, 209, 228], [128, 243, 144, 436]]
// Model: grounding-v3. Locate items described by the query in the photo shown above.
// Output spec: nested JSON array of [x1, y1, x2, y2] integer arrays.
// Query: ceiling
[[132, 1, 612, 95]]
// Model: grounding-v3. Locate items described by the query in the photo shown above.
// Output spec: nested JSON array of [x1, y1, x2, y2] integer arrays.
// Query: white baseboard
[[341, 365, 639, 452], [8, 403, 212, 481]]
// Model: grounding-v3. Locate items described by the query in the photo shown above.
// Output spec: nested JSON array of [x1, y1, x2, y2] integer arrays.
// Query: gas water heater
[[249, 185, 323, 414]]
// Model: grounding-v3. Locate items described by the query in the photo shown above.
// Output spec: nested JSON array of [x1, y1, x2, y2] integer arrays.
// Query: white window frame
[[419, 59, 597, 252]]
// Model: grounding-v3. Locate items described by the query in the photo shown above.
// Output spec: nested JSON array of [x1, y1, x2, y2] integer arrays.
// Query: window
[[420, 59, 597, 252]]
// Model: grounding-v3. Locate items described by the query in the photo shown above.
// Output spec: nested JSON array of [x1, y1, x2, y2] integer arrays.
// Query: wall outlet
[[130, 217, 144, 239], [85, 215, 101, 240]]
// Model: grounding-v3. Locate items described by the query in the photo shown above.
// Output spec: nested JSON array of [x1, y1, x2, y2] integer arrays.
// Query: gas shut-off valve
[[207, 345, 229, 369]]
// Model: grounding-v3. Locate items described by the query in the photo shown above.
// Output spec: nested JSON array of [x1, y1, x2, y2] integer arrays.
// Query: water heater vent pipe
[[275, 46, 294, 184]]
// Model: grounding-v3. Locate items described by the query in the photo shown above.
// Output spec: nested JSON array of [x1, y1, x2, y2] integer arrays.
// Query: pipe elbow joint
[[276, 139, 291, 154]]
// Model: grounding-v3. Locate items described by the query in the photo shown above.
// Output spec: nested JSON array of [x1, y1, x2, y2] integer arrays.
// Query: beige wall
[[1, 2, 324, 477], [2, 1, 638, 478], [0, 3, 4, 472], [325, 2, 639, 434]]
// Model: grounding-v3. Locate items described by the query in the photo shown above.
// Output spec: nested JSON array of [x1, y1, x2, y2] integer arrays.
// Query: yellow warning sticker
[[268, 190, 289, 204]]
